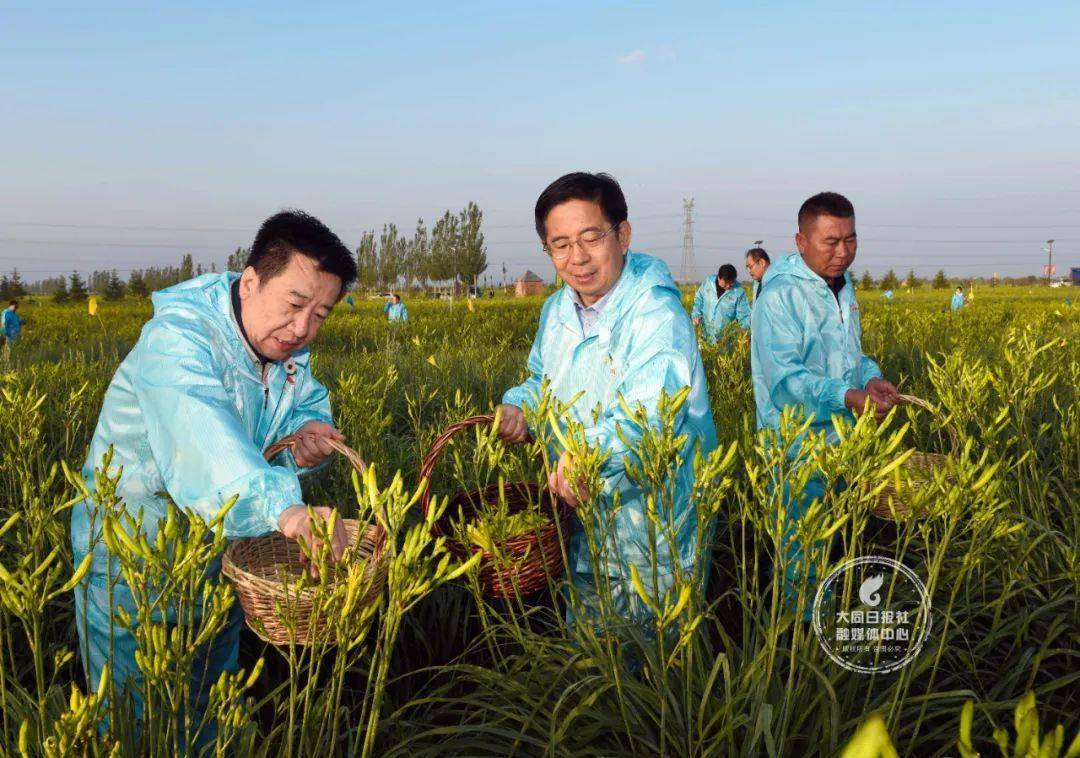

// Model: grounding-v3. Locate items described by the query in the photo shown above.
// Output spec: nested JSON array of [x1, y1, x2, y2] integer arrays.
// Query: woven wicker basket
[[222, 435, 388, 645], [419, 415, 571, 599], [873, 394, 959, 520]]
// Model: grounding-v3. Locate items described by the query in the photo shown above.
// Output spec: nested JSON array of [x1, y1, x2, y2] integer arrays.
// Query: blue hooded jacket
[[750, 253, 882, 447], [691, 275, 751, 342], [2, 307, 23, 340], [503, 251, 718, 578], [72, 272, 333, 574]]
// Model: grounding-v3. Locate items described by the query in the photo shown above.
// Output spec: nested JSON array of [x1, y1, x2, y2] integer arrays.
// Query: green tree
[[428, 211, 459, 284], [905, 268, 920, 288], [179, 254, 195, 281], [128, 270, 149, 297], [455, 202, 488, 287], [859, 270, 875, 290], [104, 270, 125, 300], [0, 275, 10, 301], [932, 269, 949, 289], [378, 223, 405, 290], [227, 247, 249, 272], [68, 271, 88, 302], [880, 269, 899, 291], [52, 276, 70, 303], [355, 231, 378, 290], [8, 269, 26, 299], [406, 219, 430, 289]]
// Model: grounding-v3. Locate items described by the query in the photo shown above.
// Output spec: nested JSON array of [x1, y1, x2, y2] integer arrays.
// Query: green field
[[0, 284, 1077, 756]]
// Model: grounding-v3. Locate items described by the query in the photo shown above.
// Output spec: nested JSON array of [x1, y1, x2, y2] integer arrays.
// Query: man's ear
[[618, 220, 632, 253], [238, 266, 259, 300], [794, 231, 807, 255]]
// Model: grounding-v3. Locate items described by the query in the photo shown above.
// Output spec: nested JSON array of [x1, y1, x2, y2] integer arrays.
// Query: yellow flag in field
[[88, 296, 99, 316], [467, 297, 475, 312]]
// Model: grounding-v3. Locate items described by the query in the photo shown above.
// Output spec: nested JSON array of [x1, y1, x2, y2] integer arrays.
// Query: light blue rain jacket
[[950, 292, 964, 311], [2, 308, 22, 340], [72, 272, 333, 575], [691, 275, 751, 342], [387, 302, 408, 322], [503, 251, 718, 579], [750, 252, 882, 448]]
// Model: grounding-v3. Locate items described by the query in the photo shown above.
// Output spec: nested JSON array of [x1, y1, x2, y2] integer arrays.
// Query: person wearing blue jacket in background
[[691, 264, 751, 343], [750, 192, 900, 615], [71, 211, 357, 739], [497, 172, 718, 631], [2, 301, 24, 345], [386, 293, 408, 322], [950, 286, 965, 311]]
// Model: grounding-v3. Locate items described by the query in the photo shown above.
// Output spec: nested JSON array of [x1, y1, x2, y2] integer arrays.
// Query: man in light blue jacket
[[691, 264, 751, 343], [750, 192, 899, 611], [950, 286, 965, 311], [497, 172, 717, 629], [2, 300, 24, 345], [72, 211, 356, 734], [386, 293, 409, 322]]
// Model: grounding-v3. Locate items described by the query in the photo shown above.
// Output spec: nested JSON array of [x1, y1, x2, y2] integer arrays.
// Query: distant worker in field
[[71, 211, 356, 739], [745, 247, 771, 301], [883, 289, 894, 301], [386, 293, 408, 322], [2, 300, 24, 346], [951, 286, 965, 311], [496, 172, 718, 632], [750, 192, 900, 615], [691, 263, 751, 343]]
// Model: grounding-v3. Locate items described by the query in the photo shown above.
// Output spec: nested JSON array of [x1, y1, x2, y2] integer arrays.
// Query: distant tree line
[[354, 202, 487, 291]]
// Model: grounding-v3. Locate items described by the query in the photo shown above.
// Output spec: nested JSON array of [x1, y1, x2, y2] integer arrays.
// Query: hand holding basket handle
[[265, 428, 366, 577]]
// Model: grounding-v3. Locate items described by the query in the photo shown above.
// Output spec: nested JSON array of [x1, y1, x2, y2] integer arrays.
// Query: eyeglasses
[[544, 223, 620, 261]]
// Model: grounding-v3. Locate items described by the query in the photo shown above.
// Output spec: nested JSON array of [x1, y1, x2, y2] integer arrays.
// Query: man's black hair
[[797, 192, 855, 231], [746, 247, 770, 264], [534, 172, 628, 241], [8, 300, 16, 307], [717, 263, 738, 282], [247, 210, 357, 293]]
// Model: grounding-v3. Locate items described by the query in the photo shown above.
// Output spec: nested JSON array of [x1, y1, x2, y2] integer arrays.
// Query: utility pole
[[1044, 239, 1055, 281], [681, 198, 695, 283]]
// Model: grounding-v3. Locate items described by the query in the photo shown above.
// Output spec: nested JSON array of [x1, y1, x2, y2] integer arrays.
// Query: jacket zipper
[[260, 362, 270, 409]]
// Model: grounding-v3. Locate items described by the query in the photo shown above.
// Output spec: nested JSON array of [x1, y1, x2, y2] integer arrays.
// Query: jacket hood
[[761, 252, 853, 289], [150, 272, 310, 365], [555, 250, 680, 330]]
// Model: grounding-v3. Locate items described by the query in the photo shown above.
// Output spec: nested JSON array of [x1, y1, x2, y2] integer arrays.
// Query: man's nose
[[292, 312, 312, 340]]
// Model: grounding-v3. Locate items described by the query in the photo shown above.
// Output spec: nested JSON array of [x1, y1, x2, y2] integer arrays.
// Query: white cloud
[[617, 49, 646, 65]]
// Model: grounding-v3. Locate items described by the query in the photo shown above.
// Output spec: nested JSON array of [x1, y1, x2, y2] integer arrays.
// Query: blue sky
[[2, 1, 1078, 282]]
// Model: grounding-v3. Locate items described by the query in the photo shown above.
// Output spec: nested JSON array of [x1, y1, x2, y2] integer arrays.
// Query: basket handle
[[264, 434, 367, 475], [418, 414, 496, 520], [897, 394, 960, 454]]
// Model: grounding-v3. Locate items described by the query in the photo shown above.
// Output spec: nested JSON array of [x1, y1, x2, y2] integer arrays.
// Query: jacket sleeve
[[736, 289, 752, 329], [402, 305, 409, 322], [131, 317, 301, 537], [751, 289, 851, 423], [501, 309, 545, 412], [691, 283, 705, 319], [275, 369, 336, 476], [583, 295, 694, 482]]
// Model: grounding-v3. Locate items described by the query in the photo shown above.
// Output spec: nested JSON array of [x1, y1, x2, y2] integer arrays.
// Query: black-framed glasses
[[544, 223, 620, 260]]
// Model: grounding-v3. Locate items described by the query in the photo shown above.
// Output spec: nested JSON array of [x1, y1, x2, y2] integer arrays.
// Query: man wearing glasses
[[496, 172, 717, 631]]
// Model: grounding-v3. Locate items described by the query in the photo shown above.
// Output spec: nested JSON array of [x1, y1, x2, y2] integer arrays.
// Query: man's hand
[[845, 384, 896, 421], [548, 451, 588, 507], [291, 421, 345, 468], [496, 404, 529, 444], [277, 505, 348, 577], [865, 378, 900, 411]]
